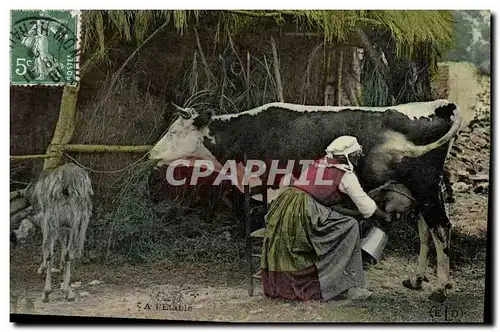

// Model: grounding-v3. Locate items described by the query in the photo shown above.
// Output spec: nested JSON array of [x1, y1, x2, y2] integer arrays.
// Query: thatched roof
[[83, 10, 454, 68]]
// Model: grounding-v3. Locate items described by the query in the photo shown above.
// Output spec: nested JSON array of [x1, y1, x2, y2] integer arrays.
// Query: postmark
[[10, 10, 81, 86]]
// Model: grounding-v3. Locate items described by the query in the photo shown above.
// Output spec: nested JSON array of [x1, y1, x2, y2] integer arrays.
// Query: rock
[[451, 145, 463, 154], [459, 155, 472, 164], [466, 167, 477, 175], [249, 308, 265, 314], [448, 172, 459, 184], [474, 183, 489, 195], [88, 280, 103, 286], [457, 170, 471, 183], [472, 163, 485, 174], [79, 291, 90, 297], [470, 174, 489, 182], [71, 281, 82, 289], [452, 182, 471, 193], [471, 136, 488, 148], [473, 128, 488, 138]]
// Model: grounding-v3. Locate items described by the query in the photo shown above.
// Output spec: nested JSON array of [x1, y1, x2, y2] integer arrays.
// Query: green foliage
[[81, 10, 455, 75], [443, 10, 490, 73], [361, 66, 389, 107]]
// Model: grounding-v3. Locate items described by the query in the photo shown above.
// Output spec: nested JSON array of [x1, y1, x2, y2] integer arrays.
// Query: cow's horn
[[172, 103, 191, 119]]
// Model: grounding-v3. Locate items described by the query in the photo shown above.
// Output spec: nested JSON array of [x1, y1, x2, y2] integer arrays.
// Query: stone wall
[[431, 61, 481, 127]]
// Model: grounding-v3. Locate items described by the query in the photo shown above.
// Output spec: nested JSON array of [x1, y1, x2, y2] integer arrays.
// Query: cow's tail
[[381, 101, 462, 158]]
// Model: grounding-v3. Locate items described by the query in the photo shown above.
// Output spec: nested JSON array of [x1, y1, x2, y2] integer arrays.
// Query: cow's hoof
[[445, 283, 452, 289], [428, 289, 448, 303], [41, 292, 49, 303], [402, 278, 422, 290]]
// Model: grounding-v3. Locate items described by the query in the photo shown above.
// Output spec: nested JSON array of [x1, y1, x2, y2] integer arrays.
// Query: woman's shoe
[[347, 287, 373, 300]]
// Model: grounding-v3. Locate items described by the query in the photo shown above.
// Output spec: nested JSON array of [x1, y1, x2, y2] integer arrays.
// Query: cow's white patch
[[216, 99, 453, 121], [149, 116, 216, 166]]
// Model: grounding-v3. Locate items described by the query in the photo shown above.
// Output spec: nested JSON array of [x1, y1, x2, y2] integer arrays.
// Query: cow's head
[[149, 103, 216, 167]]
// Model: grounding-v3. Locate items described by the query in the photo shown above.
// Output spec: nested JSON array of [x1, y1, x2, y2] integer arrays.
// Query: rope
[[380, 187, 416, 203], [63, 152, 151, 174], [10, 179, 30, 185], [59, 114, 180, 174]]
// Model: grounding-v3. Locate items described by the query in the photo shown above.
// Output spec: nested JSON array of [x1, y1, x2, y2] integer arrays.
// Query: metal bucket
[[361, 227, 388, 263]]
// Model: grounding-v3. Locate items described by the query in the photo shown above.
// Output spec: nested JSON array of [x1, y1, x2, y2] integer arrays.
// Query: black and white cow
[[149, 100, 462, 301]]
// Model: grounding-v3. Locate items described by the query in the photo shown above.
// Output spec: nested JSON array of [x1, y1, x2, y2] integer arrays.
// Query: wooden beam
[[11, 144, 152, 161], [10, 154, 57, 161]]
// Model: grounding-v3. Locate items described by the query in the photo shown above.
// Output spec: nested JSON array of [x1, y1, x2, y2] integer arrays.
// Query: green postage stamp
[[10, 10, 81, 86]]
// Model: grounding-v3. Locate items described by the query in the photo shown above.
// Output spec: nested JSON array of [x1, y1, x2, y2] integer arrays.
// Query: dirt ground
[[10, 77, 491, 324], [9, 234, 487, 323]]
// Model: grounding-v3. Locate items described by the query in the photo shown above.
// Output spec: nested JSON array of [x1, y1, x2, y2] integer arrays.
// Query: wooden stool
[[244, 182, 269, 296]]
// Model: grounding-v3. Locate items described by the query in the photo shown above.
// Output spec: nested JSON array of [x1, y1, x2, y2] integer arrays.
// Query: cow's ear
[[193, 110, 213, 128]]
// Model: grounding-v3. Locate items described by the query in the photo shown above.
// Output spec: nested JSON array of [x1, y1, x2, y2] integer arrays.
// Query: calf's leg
[[55, 233, 68, 275], [41, 237, 56, 302], [61, 251, 75, 301]]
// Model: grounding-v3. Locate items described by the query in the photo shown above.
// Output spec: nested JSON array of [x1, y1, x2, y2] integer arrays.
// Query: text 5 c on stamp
[[10, 10, 81, 86]]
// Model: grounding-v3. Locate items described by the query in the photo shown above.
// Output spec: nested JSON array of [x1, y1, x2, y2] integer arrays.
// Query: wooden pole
[[336, 49, 344, 106], [246, 51, 251, 108], [324, 45, 333, 106], [10, 154, 57, 161], [44, 84, 80, 170], [244, 152, 254, 296], [357, 28, 390, 78], [270, 37, 284, 102], [11, 144, 152, 161]]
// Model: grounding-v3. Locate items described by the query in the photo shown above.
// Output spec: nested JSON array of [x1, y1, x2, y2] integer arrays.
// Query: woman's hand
[[373, 207, 391, 223]]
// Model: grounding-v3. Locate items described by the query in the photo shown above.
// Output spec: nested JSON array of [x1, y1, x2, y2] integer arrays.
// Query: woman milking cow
[[260, 136, 394, 301]]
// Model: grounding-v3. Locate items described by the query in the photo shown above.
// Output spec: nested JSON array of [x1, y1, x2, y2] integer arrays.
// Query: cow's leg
[[428, 224, 452, 302], [418, 186, 452, 302], [402, 215, 431, 290], [41, 236, 55, 303]]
